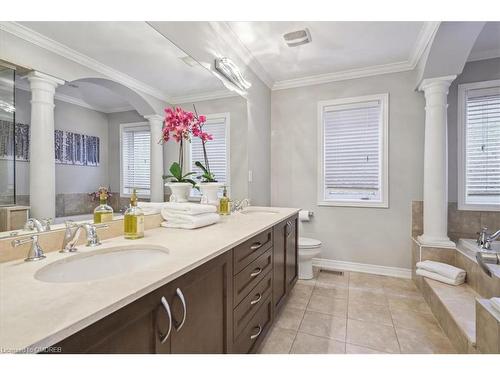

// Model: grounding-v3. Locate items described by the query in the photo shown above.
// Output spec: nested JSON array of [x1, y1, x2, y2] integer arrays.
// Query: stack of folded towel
[[160, 202, 219, 229], [491, 297, 500, 314], [137, 202, 168, 214], [416, 260, 466, 286]]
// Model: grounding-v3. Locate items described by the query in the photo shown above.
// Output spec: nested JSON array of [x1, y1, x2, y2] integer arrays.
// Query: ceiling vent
[[283, 28, 312, 47]]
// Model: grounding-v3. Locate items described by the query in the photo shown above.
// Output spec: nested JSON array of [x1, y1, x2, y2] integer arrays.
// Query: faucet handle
[[41, 218, 52, 231], [83, 223, 109, 247], [12, 235, 46, 262]]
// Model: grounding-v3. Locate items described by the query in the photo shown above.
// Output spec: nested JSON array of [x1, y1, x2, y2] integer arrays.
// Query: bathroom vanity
[[0, 208, 299, 354]]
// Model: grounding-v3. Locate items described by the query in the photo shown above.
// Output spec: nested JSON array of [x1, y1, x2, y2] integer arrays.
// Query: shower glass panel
[[0, 64, 16, 206]]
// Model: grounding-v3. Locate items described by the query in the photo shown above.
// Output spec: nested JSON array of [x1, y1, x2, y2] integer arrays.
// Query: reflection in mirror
[[0, 22, 248, 239]]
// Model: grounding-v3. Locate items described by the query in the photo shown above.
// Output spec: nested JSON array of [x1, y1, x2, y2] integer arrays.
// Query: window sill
[[317, 200, 389, 208], [457, 202, 500, 212]]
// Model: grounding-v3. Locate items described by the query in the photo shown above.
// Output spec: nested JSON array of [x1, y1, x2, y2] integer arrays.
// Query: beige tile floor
[[258, 271, 457, 354]]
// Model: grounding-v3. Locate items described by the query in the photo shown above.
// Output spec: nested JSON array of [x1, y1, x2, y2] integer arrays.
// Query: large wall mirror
[[0, 22, 248, 239]]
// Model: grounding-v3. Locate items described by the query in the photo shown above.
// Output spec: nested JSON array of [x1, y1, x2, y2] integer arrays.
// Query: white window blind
[[190, 114, 229, 196], [318, 94, 388, 207], [464, 86, 500, 203], [121, 125, 151, 196]]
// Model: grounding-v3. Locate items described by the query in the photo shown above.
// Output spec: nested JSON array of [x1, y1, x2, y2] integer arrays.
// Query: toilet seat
[[299, 237, 322, 249]]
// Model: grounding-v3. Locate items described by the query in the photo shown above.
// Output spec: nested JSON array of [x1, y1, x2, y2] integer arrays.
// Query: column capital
[[26, 71, 65, 87], [418, 75, 457, 93], [144, 114, 164, 123]]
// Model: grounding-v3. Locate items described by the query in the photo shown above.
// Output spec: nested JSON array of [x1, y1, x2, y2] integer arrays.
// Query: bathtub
[[457, 238, 500, 278]]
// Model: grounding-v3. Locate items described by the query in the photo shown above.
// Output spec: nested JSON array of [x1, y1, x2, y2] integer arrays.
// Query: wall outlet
[[248, 170, 253, 183]]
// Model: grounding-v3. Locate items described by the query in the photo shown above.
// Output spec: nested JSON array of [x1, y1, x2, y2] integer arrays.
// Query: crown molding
[[467, 47, 500, 62], [0, 21, 171, 103], [408, 21, 440, 68], [170, 89, 238, 105], [272, 60, 415, 91], [211, 22, 274, 89], [15, 79, 134, 114]]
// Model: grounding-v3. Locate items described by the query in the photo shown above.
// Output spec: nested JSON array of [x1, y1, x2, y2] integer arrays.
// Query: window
[[458, 80, 500, 211], [188, 113, 230, 197], [317, 94, 389, 207], [120, 122, 151, 197]]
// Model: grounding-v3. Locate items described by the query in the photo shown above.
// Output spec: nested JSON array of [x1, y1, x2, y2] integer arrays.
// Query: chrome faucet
[[12, 235, 46, 262], [61, 222, 108, 253], [477, 227, 500, 250], [24, 218, 51, 232], [232, 198, 251, 212]]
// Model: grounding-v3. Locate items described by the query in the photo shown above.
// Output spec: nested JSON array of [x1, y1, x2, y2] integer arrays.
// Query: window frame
[[185, 112, 231, 200], [119, 121, 151, 199], [317, 93, 389, 208], [458, 79, 500, 211]]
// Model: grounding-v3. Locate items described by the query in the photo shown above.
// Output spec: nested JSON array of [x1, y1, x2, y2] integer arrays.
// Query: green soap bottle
[[124, 189, 144, 239], [218, 186, 230, 215]]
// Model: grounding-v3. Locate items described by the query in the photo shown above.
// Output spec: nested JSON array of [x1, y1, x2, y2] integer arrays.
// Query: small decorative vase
[[197, 182, 224, 206], [165, 182, 192, 203]]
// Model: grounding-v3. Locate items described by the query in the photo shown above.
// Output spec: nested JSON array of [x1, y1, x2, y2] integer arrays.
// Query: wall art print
[[0, 121, 100, 166]]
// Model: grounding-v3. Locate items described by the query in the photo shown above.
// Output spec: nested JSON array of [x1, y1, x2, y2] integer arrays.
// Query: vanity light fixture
[[214, 57, 251, 91]]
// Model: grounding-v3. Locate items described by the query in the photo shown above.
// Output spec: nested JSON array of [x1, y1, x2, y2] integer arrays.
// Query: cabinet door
[[169, 251, 233, 354], [285, 216, 298, 289], [54, 286, 172, 354], [273, 220, 287, 310]]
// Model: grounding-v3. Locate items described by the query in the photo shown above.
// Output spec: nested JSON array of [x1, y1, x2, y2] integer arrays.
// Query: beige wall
[[271, 70, 425, 269]]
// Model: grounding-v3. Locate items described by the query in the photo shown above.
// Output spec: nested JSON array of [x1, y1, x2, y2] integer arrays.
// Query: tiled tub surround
[[0, 207, 299, 352], [259, 271, 456, 354], [14, 192, 162, 220], [411, 200, 500, 353], [412, 200, 500, 241]]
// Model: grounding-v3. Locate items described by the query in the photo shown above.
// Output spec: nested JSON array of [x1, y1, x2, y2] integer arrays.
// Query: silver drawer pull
[[250, 267, 262, 278], [250, 293, 262, 305], [159, 296, 172, 344], [175, 288, 187, 331], [250, 242, 263, 251], [250, 324, 262, 340]]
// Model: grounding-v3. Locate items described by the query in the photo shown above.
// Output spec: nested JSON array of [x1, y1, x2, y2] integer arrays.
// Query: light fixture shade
[[214, 57, 251, 91]]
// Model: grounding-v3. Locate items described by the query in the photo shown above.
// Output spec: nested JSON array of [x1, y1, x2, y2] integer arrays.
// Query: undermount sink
[[239, 207, 279, 215], [35, 245, 169, 283]]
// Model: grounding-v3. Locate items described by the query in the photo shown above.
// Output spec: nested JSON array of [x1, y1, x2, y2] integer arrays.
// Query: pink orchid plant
[[160, 106, 215, 184]]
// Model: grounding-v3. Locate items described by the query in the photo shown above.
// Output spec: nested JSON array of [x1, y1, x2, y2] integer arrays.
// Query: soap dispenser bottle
[[124, 189, 144, 239], [93, 190, 114, 223], [219, 186, 230, 215]]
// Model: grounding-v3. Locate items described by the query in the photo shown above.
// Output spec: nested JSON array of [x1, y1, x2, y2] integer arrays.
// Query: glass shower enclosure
[[0, 63, 16, 206]]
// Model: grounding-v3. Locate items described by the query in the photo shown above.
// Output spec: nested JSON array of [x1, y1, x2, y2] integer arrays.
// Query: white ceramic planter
[[165, 182, 192, 203], [197, 182, 224, 206]]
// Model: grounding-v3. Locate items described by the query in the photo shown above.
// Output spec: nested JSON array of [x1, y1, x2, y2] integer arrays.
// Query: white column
[[418, 75, 457, 248], [145, 114, 165, 202], [27, 71, 64, 219]]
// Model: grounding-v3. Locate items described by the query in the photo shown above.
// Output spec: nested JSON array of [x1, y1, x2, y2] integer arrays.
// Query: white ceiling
[[469, 22, 500, 61], [16, 21, 229, 110], [227, 21, 428, 84]]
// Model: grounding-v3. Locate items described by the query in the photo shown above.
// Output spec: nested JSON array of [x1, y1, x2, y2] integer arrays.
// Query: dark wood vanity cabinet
[[273, 217, 298, 311], [51, 214, 298, 354]]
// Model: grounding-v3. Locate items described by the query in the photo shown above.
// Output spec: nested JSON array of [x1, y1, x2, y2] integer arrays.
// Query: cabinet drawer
[[233, 248, 272, 307], [233, 271, 272, 339], [233, 229, 272, 275], [233, 295, 272, 354]]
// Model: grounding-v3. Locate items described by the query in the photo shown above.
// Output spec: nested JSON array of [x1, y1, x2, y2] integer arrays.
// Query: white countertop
[[0, 207, 299, 353]]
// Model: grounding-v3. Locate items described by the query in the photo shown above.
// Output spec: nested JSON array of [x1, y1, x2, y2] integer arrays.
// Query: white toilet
[[298, 211, 322, 280]]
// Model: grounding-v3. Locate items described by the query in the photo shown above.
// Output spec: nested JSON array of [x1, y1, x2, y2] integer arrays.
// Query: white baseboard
[[312, 258, 412, 279]]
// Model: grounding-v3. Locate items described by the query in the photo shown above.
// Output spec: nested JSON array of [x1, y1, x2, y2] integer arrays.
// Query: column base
[[417, 234, 456, 248]]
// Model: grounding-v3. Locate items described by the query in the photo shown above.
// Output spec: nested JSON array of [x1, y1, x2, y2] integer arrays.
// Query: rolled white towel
[[137, 202, 167, 214], [416, 260, 466, 281], [416, 268, 465, 286], [161, 202, 216, 218], [491, 297, 500, 314], [161, 212, 220, 229]]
